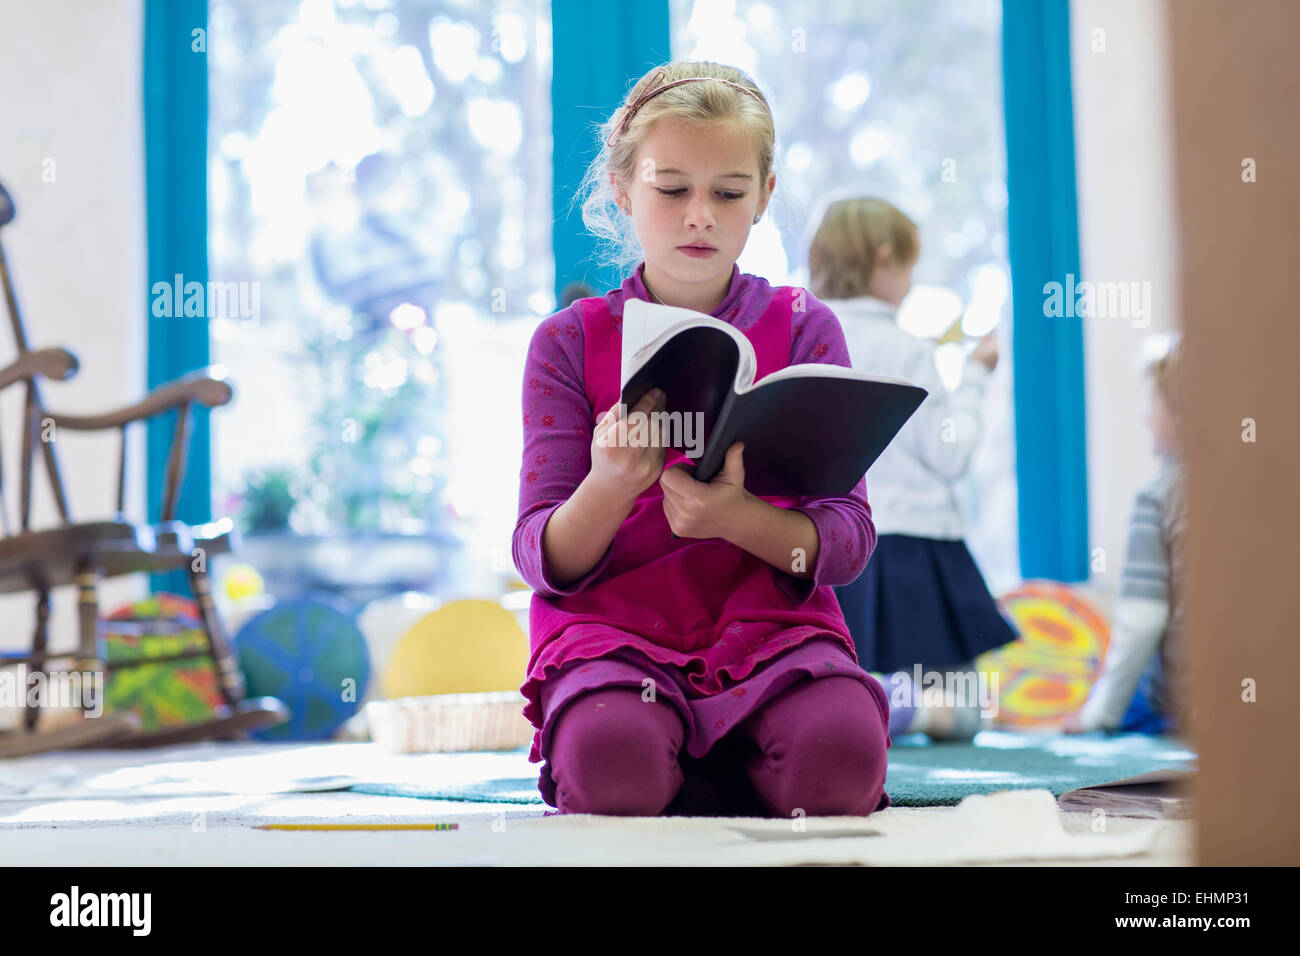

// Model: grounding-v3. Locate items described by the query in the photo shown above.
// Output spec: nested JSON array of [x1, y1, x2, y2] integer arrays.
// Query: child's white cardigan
[[822, 295, 991, 541]]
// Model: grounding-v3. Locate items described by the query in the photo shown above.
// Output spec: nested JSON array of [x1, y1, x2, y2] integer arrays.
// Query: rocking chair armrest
[[0, 347, 79, 391], [41, 366, 234, 431]]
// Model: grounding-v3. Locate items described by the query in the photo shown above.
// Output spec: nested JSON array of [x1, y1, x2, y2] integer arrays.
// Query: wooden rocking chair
[[0, 180, 287, 758]]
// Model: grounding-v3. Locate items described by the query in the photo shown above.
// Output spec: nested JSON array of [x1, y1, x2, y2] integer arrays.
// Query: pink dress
[[513, 261, 892, 808]]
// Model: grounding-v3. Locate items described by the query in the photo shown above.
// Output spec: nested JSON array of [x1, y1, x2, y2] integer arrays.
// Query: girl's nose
[[685, 197, 716, 229]]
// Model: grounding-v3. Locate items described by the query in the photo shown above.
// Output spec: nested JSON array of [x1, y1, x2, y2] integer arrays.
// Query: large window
[[671, 0, 1018, 593], [206, 0, 1017, 601], [208, 0, 553, 600]]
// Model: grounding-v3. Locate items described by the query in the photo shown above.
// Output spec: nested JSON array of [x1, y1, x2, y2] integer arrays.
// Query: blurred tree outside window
[[208, 0, 553, 600]]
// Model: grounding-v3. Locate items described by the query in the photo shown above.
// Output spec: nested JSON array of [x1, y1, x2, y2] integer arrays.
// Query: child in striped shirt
[[1065, 338, 1188, 734]]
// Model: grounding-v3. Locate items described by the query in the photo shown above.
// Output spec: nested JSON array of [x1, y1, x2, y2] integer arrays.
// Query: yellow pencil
[[255, 823, 459, 831]]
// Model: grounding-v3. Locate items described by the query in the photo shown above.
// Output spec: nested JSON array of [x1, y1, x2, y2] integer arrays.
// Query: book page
[[748, 363, 919, 389], [622, 299, 760, 394], [621, 299, 710, 390]]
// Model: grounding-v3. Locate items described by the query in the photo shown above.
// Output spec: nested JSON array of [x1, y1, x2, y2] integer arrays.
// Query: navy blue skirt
[[833, 533, 1018, 674]]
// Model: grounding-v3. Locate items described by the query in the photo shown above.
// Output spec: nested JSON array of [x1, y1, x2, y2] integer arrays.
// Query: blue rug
[[347, 731, 1196, 808]]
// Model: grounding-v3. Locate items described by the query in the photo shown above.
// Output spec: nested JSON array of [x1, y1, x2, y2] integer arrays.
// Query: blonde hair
[[1147, 336, 1183, 418], [571, 61, 776, 277], [807, 198, 920, 300]]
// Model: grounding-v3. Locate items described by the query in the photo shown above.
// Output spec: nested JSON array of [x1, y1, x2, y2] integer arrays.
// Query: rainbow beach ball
[[976, 581, 1110, 728]]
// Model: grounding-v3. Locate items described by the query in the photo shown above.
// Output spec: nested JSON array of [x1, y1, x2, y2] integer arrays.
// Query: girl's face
[[613, 120, 774, 309]]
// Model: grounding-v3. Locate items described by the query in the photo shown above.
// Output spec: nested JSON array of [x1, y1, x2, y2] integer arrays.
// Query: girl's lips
[[678, 245, 718, 258]]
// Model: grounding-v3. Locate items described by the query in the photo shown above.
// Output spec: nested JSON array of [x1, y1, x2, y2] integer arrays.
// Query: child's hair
[[807, 197, 920, 300], [572, 60, 776, 277], [1146, 335, 1183, 417]]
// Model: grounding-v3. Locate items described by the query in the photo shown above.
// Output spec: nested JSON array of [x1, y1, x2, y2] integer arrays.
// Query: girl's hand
[[589, 388, 668, 502], [659, 441, 752, 540]]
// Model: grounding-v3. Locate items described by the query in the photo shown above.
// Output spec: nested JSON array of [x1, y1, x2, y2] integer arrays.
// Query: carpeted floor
[[0, 731, 1197, 865], [344, 730, 1196, 807]]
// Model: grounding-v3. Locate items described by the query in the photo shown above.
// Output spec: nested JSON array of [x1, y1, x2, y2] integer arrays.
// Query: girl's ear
[[755, 172, 776, 219], [876, 243, 893, 267]]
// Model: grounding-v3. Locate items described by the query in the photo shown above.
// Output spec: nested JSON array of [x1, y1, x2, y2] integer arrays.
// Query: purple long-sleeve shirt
[[512, 265, 875, 608], [512, 261, 880, 769]]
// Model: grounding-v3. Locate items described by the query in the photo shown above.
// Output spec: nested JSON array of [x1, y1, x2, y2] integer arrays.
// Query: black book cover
[[618, 300, 927, 497]]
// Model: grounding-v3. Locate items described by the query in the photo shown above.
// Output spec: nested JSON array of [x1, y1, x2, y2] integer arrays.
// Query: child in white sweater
[[810, 197, 1016, 740]]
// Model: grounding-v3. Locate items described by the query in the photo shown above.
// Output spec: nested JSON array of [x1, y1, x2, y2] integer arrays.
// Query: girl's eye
[[655, 188, 745, 201]]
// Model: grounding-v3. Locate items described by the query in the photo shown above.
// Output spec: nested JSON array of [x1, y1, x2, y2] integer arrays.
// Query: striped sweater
[[1077, 461, 1187, 730]]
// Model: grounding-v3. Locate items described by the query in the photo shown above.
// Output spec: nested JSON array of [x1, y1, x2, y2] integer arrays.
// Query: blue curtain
[[551, 0, 670, 299], [1002, 0, 1089, 581], [144, 0, 210, 595]]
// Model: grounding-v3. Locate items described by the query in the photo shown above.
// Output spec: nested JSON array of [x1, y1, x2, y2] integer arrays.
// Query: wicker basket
[[365, 690, 533, 753]]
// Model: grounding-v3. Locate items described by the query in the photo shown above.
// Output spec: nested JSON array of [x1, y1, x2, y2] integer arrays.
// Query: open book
[[1057, 769, 1194, 819], [618, 299, 928, 497]]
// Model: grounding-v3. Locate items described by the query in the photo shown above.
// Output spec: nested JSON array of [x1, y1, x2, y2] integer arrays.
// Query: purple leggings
[[547, 673, 889, 817]]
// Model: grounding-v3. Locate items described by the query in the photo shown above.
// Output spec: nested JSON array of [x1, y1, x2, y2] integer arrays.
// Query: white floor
[[0, 741, 1195, 866]]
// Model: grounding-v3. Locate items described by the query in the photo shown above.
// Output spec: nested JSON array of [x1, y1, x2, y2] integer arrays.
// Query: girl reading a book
[[809, 197, 1017, 741], [513, 62, 892, 817]]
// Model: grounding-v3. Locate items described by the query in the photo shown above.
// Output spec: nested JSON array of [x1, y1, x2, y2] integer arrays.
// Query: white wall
[[0, 0, 147, 693], [1071, 0, 1178, 604]]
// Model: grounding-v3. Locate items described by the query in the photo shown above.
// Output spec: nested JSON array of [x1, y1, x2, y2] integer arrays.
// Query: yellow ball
[[221, 564, 265, 602], [382, 599, 529, 698]]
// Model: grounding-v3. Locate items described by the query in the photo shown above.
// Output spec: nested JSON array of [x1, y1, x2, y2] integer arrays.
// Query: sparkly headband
[[605, 70, 771, 148]]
